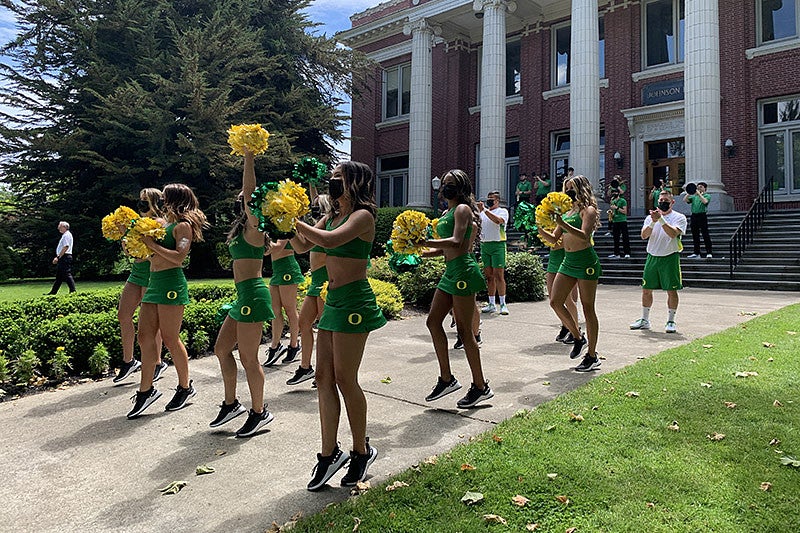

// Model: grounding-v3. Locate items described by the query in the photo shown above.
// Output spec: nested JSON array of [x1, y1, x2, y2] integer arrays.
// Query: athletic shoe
[[555, 325, 570, 343], [575, 354, 601, 372], [425, 375, 462, 401], [480, 303, 496, 313], [499, 304, 509, 315], [209, 399, 247, 427], [286, 365, 315, 385], [562, 331, 575, 344], [282, 344, 301, 364], [456, 382, 494, 408], [607, 254, 619, 259], [453, 335, 464, 350], [307, 445, 349, 491], [687, 254, 700, 259], [624, 254, 631, 258], [263, 344, 286, 367], [113, 359, 141, 383], [475, 332, 482, 347], [235, 406, 274, 438], [706, 254, 713, 259], [126, 387, 162, 419], [570, 334, 587, 359], [665, 321, 677, 333], [164, 380, 196, 411], [341, 438, 378, 486], [449, 317, 456, 328], [629, 318, 651, 330], [153, 361, 169, 382]]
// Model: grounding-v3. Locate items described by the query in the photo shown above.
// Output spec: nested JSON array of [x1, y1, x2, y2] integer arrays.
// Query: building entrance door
[[644, 139, 686, 210]]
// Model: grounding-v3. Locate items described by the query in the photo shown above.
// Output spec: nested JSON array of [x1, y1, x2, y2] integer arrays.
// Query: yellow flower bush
[[125, 217, 167, 259], [101, 206, 140, 241], [227, 124, 270, 156], [391, 210, 431, 255], [261, 179, 310, 234]]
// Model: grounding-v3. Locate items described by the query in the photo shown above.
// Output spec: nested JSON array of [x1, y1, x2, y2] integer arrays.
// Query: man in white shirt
[[629, 190, 687, 333], [478, 191, 510, 315], [46, 221, 76, 295]]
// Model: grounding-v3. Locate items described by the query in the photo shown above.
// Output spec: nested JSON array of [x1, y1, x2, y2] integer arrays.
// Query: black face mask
[[329, 179, 345, 200], [658, 201, 671, 212], [486, 199, 495, 208], [137, 200, 150, 213], [565, 189, 577, 201], [441, 184, 457, 200], [311, 205, 321, 218]]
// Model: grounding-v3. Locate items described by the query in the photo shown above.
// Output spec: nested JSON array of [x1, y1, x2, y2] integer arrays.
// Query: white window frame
[[758, 95, 800, 196], [382, 63, 411, 121], [476, 38, 522, 103], [376, 154, 409, 207], [550, 129, 606, 186], [641, 0, 685, 70], [550, 19, 606, 89], [756, 0, 800, 46]]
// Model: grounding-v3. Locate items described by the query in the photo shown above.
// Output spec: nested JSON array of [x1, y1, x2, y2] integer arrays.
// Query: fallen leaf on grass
[[195, 465, 215, 475], [646, 502, 656, 508], [707, 432, 726, 441], [702, 344, 714, 349], [773, 400, 784, 407], [787, 331, 797, 335], [545, 425, 557, 432], [461, 491, 484, 505], [724, 402, 737, 409], [159, 481, 187, 495], [525, 524, 540, 531], [760, 482, 772, 492], [566, 527, 578, 532], [461, 463, 476, 471], [762, 342, 775, 348], [492, 435, 503, 443], [625, 391, 640, 398], [748, 356, 758, 361], [769, 438, 781, 446], [780, 456, 800, 468], [701, 382, 713, 388], [592, 405, 600, 411], [555, 495, 570, 505], [380, 376, 392, 384], [547, 473, 558, 480], [735, 371, 758, 378], [483, 514, 507, 524], [768, 357, 774, 362], [667, 421, 680, 432], [385, 481, 409, 491], [511, 495, 530, 507], [423, 456, 438, 465], [352, 516, 361, 532], [349, 481, 370, 496], [569, 412, 584, 422]]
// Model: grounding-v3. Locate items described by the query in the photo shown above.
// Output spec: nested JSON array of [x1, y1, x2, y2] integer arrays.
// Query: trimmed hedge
[[504, 252, 547, 302]]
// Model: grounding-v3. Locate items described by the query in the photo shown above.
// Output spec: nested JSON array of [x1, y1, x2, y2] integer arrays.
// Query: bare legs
[[118, 283, 162, 364], [214, 316, 265, 411], [546, 272, 579, 329], [550, 274, 599, 356], [269, 284, 300, 348], [298, 295, 323, 369], [137, 303, 189, 391]]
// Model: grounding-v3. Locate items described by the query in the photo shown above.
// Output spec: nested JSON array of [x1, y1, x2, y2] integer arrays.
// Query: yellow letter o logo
[[585, 267, 595, 276], [166, 291, 178, 300], [240, 305, 251, 316], [347, 313, 363, 325], [283, 273, 292, 282], [456, 281, 468, 290]]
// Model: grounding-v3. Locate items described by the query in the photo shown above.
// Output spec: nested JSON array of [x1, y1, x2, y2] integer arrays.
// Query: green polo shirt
[[611, 197, 628, 222], [536, 178, 550, 196], [688, 193, 710, 214]]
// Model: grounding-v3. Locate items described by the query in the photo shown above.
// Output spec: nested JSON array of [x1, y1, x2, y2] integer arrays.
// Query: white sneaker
[[499, 304, 509, 315], [687, 254, 700, 259], [607, 254, 619, 259], [480, 303, 496, 313], [624, 254, 631, 258], [705, 254, 713, 259], [665, 321, 677, 333], [630, 318, 651, 330]]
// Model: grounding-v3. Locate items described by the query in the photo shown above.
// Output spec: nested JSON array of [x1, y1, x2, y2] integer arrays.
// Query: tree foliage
[[0, 0, 366, 277]]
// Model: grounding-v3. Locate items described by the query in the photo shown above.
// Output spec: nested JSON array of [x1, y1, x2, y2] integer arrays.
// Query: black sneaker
[[575, 354, 601, 372], [282, 344, 301, 364], [562, 331, 575, 344], [456, 382, 494, 408], [113, 359, 141, 383], [341, 438, 378, 486], [153, 361, 169, 382], [127, 387, 162, 419], [569, 334, 587, 359], [287, 365, 315, 385], [475, 332, 482, 347], [555, 325, 570, 343], [209, 399, 247, 427], [453, 335, 464, 350], [164, 380, 196, 411], [307, 445, 350, 491], [263, 344, 286, 367], [425, 375, 462, 402], [235, 406, 274, 438]]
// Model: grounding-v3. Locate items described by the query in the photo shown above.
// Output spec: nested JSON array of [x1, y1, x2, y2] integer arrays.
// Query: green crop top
[[324, 215, 372, 259], [161, 223, 177, 249], [561, 211, 582, 230], [310, 245, 326, 254], [435, 207, 473, 241], [228, 232, 265, 260]]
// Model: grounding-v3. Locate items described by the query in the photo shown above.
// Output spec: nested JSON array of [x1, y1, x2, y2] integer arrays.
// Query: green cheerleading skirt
[[437, 253, 487, 296], [318, 279, 386, 333], [227, 277, 274, 323], [307, 266, 328, 297], [546, 248, 566, 274], [127, 260, 151, 287], [141, 268, 190, 305], [269, 255, 304, 286], [557, 247, 602, 281]]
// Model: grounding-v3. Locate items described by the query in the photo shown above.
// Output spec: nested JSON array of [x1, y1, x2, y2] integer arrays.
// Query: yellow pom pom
[[261, 180, 310, 234], [227, 124, 270, 156], [125, 217, 167, 259], [102, 206, 140, 240], [391, 210, 431, 255]]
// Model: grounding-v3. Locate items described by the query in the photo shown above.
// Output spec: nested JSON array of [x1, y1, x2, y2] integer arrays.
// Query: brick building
[[338, 0, 800, 215]]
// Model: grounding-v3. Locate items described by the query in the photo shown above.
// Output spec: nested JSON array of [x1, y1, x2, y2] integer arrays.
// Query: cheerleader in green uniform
[[127, 184, 208, 419], [210, 150, 275, 437], [422, 169, 493, 409], [113, 188, 167, 384], [263, 238, 303, 366], [294, 161, 385, 491], [538, 239, 580, 345]]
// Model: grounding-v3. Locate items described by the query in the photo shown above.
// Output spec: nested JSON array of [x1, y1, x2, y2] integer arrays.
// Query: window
[[383, 64, 411, 120], [643, 0, 685, 68], [477, 40, 522, 100], [376, 155, 408, 207], [550, 129, 605, 188], [760, 96, 800, 194], [551, 19, 605, 88], [758, 0, 799, 44]]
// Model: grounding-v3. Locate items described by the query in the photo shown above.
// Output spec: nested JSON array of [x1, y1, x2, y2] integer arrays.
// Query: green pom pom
[[292, 157, 327, 186]]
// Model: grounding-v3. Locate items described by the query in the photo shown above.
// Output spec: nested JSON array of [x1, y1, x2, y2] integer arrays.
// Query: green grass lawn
[[0, 278, 235, 302], [293, 305, 800, 532]]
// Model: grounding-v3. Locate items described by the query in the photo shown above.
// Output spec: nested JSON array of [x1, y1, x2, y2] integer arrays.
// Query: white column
[[685, 0, 732, 210], [569, 0, 600, 190], [404, 19, 440, 207], [474, 0, 516, 200]]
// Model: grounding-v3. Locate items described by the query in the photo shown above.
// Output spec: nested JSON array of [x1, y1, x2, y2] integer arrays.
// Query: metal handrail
[[728, 178, 774, 279]]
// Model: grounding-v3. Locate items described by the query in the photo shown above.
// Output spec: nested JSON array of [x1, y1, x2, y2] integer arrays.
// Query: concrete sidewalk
[[1, 286, 797, 533]]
